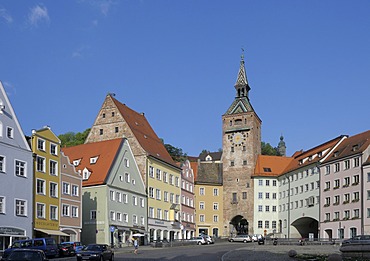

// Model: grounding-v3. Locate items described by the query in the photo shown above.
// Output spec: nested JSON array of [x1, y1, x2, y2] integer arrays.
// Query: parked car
[[202, 235, 214, 244], [2, 238, 58, 259], [58, 243, 76, 257], [76, 244, 114, 261], [189, 237, 206, 245], [228, 234, 252, 243], [342, 235, 370, 245], [1, 249, 48, 261], [61, 241, 83, 253]]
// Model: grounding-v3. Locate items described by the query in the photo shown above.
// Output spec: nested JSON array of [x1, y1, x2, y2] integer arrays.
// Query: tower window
[[102, 113, 105, 118], [112, 112, 115, 117], [115, 127, 119, 133], [235, 119, 242, 125], [99, 129, 103, 135], [230, 161, 234, 167]]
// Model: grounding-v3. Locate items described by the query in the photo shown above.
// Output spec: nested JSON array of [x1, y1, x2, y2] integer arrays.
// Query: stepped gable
[[111, 96, 176, 167], [62, 138, 123, 187], [323, 130, 370, 164], [282, 135, 346, 174], [253, 155, 293, 177]]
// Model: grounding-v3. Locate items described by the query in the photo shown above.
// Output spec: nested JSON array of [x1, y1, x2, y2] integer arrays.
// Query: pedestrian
[[133, 238, 138, 254]]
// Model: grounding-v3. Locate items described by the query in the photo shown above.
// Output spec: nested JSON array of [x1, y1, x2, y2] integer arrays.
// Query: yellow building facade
[[146, 157, 182, 241], [31, 127, 64, 240], [195, 183, 224, 238]]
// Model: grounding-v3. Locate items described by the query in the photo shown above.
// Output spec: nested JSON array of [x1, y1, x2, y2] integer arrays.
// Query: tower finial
[[241, 47, 245, 61]]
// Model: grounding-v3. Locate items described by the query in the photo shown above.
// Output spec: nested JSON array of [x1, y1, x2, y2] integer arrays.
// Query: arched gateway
[[230, 215, 249, 235]]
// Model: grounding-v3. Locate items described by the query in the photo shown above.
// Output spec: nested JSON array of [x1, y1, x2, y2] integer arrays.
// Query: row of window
[[181, 195, 194, 207], [181, 180, 193, 193], [36, 180, 79, 197], [324, 157, 361, 174], [109, 190, 145, 208], [148, 187, 180, 204], [149, 166, 180, 187], [279, 196, 319, 212], [0, 197, 27, 216], [279, 182, 320, 199], [324, 175, 360, 190], [181, 211, 194, 223], [324, 192, 360, 206], [36, 203, 79, 219], [199, 202, 220, 210], [257, 220, 277, 229], [279, 168, 319, 186], [148, 207, 180, 221], [36, 156, 58, 175], [229, 159, 248, 167], [0, 157, 27, 177], [199, 188, 219, 196], [258, 192, 277, 200], [257, 205, 277, 212], [258, 179, 277, 187], [109, 211, 145, 226], [37, 138, 58, 156], [198, 214, 219, 223]]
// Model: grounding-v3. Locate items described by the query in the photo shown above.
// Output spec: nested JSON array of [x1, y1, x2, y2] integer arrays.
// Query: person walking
[[133, 238, 138, 254]]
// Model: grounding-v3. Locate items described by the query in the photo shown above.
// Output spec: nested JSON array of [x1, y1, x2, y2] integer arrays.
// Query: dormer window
[[73, 159, 81, 166], [263, 168, 272, 172], [205, 155, 212, 161], [318, 152, 322, 158], [299, 159, 303, 165], [308, 156, 312, 161], [82, 167, 91, 180], [333, 151, 339, 157], [90, 156, 99, 164], [352, 145, 359, 151]]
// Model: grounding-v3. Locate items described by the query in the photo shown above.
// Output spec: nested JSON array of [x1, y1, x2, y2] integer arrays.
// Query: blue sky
[[1, 0, 369, 157]]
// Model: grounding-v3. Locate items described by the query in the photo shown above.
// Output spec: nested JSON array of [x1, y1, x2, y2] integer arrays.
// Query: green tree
[[59, 128, 90, 148], [163, 143, 187, 162], [261, 142, 280, 156]]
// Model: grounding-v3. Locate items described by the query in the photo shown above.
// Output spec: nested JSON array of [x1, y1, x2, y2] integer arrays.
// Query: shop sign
[[0, 227, 25, 236]]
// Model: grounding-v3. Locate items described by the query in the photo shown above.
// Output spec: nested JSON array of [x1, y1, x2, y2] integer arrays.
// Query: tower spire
[[235, 49, 250, 98]]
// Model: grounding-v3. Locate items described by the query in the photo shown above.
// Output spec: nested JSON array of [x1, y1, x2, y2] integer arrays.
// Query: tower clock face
[[229, 132, 246, 146]]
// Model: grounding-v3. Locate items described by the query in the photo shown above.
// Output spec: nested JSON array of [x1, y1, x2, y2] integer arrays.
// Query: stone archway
[[230, 215, 249, 235], [291, 217, 318, 238]]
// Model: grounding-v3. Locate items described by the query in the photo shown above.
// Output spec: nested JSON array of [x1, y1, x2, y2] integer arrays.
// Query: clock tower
[[222, 53, 261, 237]]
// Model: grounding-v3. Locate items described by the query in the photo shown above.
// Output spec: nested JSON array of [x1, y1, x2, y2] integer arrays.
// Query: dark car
[[2, 238, 58, 259], [342, 235, 370, 245], [58, 243, 76, 257], [1, 249, 48, 261], [61, 241, 84, 253], [76, 244, 114, 261]]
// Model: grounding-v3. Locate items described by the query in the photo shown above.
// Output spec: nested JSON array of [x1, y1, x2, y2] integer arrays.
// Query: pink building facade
[[320, 130, 370, 240], [180, 160, 196, 239]]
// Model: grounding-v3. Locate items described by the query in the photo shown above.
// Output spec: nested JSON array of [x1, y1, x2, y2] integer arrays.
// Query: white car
[[189, 236, 206, 245], [228, 234, 252, 243]]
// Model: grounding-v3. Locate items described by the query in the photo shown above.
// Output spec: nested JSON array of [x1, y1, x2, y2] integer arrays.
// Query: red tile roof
[[62, 138, 123, 187], [253, 155, 293, 177], [283, 135, 346, 174], [111, 96, 177, 167], [323, 130, 370, 164]]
